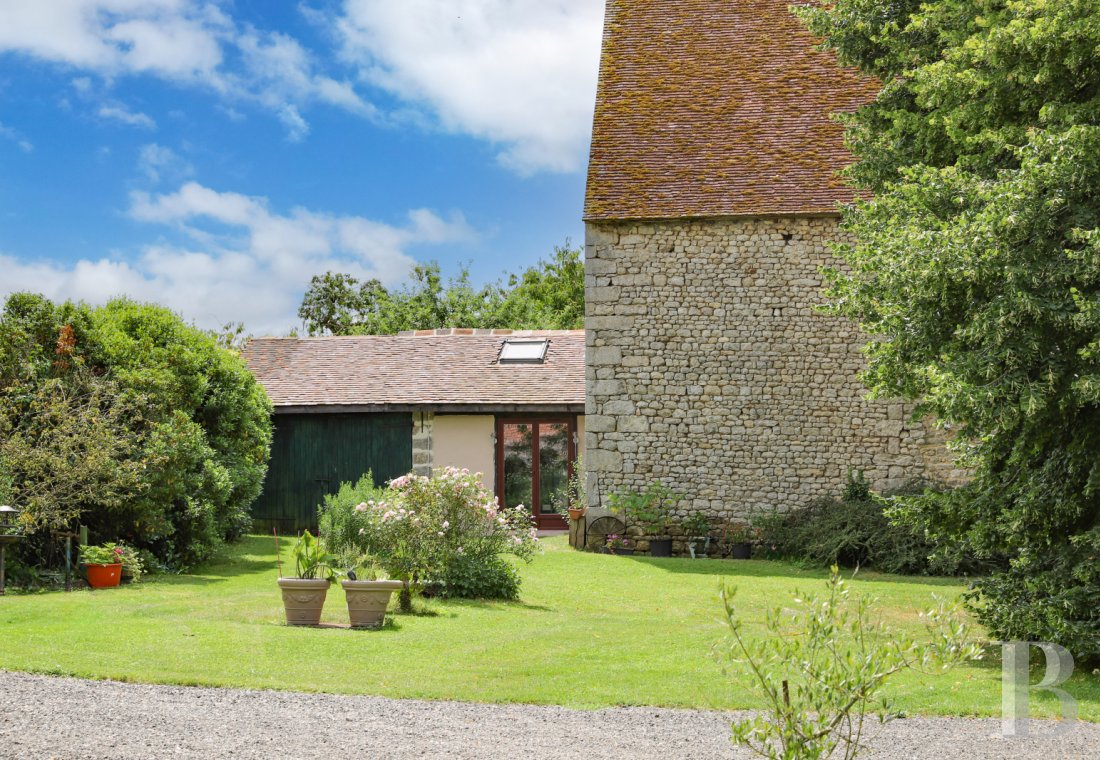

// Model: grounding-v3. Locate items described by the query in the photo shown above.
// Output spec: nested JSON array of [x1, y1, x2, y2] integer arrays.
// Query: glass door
[[496, 417, 576, 530]]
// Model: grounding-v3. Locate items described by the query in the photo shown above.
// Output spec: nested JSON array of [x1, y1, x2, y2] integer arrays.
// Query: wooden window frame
[[495, 415, 577, 530]]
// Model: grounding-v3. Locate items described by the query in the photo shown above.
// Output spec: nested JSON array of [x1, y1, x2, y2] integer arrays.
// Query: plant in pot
[[604, 533, 634, 556], [115, 544, 146, 583], [80, 543, 126, 588], [341, 557, 402, 629], [724, 522, 760, 560], [278, 530, 336, 626], [610, 481, 679, 557], [682, 512, 711, 558], [554, 455, 588, 523]]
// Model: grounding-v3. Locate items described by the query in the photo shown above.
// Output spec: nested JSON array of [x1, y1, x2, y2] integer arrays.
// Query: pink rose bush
[[325, 468, 539, 609]]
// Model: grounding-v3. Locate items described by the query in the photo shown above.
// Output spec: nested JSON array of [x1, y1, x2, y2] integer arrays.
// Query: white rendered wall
[[433, 415, 495, 490]]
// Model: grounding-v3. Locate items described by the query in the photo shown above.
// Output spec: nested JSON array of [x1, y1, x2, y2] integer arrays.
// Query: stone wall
[[584, 216, 964, 521], [412, 411, 434, 477]]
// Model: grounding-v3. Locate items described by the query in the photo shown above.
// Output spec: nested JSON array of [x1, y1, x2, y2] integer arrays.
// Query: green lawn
[[1, 535, 1096, 720]]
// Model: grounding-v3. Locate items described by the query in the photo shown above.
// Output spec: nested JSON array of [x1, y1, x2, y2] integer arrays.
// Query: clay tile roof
[[584, 0, 878, 221], [241, 331, 586, 411]]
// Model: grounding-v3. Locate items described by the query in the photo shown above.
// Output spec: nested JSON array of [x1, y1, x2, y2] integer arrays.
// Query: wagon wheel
[[585, 515, 626, 551]]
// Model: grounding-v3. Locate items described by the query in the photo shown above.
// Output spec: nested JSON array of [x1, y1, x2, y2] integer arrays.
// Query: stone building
[[582, 0, 962, 521]]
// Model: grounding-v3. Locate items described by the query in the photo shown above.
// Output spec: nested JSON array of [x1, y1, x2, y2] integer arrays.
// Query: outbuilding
[[242, 329, 585, 532]]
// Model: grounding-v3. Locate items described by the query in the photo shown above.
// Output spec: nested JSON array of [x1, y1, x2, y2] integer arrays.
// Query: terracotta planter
[[342, 579, 403, 629], [85, 563, 122, 589], [277, 577, 331, 626], [568, 508, 587, 521]]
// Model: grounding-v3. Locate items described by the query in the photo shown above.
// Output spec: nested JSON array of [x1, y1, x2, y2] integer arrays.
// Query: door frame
[[495, 415, 577, 530]]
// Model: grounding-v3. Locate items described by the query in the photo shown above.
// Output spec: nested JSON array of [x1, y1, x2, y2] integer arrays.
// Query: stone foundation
[[583, 216, 964, 522]]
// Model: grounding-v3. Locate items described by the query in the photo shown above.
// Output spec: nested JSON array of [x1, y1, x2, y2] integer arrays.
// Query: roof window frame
[[498, 338, 549, 364]]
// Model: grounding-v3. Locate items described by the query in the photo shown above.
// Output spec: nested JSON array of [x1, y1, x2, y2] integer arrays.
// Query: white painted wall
[[433, 415, 496, 490], [433, 414, 586, 493]]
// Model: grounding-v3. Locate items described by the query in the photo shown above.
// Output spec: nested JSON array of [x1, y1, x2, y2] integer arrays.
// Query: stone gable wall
[[583, 217, 964, 521]]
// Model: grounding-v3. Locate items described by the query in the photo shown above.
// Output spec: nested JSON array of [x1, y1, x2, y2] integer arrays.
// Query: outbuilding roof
[[242, 330, 586, 413], [584, 0, 878, 221]]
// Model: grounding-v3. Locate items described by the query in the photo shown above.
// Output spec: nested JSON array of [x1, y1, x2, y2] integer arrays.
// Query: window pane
[[502, 423, 533, 512], [538, 422, 570, 514], [499, 339, 548, 363]]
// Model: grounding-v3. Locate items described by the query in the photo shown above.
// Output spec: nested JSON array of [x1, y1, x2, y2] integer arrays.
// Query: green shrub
[[754, 476, 979, 576], [317, 473, 387, 570], [608, 480, 680, 536], [440, 553, 521, 600], [0, 293, 273, 570], [718, 567, 980, 759]]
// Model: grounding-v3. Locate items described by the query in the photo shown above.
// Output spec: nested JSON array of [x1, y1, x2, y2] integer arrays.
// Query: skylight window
[[499, 338, 548, 364]]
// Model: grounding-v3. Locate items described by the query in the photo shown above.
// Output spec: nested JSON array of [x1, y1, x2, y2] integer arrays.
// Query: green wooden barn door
[[251, 412, 413, 533]]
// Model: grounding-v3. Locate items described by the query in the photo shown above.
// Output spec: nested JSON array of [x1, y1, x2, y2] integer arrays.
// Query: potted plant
[[277, 530, 336, 626], [554, 455, 588, 523], [80, 543, 125, 588], [341, 558, 402, 629], [116, 544, 146, 583], [724, 522, 759, 559], [682, 512, 711, 558], [604, 534, 634, 556], [610, 481, 679, 557]]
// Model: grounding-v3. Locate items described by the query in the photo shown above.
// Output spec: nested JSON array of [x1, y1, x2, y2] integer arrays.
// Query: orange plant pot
[[85, 563, 122, 588]]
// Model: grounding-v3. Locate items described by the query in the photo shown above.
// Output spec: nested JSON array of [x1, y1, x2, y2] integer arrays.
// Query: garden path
[[0, 671, 1095, 759]]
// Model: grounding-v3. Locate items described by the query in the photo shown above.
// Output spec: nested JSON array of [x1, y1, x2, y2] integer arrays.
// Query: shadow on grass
[[618, 553, 968, 588], [442, 597, 553, 613]]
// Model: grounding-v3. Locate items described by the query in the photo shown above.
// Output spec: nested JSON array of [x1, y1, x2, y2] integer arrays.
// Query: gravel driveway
[[0, 671, 1096, 759]]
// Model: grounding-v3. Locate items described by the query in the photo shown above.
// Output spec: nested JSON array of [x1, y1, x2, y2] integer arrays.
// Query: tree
[[297, 263, 504, 335], [799, 0, 1100, 660], [496, 244, 586, 330], [0, 294, 273, 568], [297, 243, 585, 335], [1, 373, 147, 533]]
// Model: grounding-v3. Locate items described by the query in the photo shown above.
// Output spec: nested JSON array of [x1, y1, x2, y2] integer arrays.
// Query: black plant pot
[[609, 547, 635, 556], [730, 543, 753, 560], [648, 538, 673, 557]]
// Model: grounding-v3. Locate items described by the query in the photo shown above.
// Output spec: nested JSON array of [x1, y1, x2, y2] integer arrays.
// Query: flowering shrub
[[605, 534, 633, 552], [352, 468, 539, 609]]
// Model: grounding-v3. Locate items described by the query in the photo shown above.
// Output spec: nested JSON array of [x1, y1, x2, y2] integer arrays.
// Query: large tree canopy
[[801, 0, 1100, 659], [298, 244, 584, 335], [0, 294, 273, 568]]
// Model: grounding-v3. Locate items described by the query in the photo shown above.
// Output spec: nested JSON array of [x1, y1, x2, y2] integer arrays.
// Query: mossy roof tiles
[[241, 331, 585, 410], [584, 0, 878, 221]]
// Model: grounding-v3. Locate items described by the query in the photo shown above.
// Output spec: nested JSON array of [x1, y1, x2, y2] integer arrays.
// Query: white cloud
[[0, 182, 477, 335], [0, 0, 228, 79], [0, 121, 34, 152], [0, 1, 371, 140], [98, 102, 156, 129], [334, 0, 604, 173], [276, 104, 310, 142], [137, 143, 193, 183]]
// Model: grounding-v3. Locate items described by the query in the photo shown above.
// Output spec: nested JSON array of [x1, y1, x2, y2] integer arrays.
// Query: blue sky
[[0, 1, 604, 334]]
